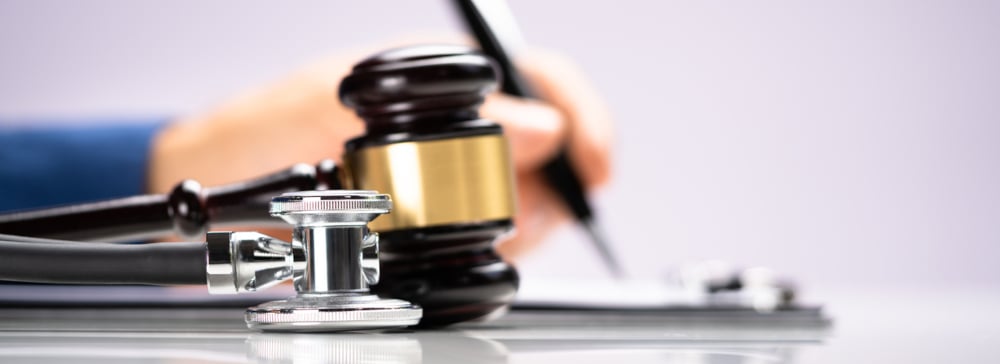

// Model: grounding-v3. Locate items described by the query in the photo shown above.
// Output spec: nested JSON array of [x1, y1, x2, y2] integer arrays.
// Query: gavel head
[[338, 45, 520, 326]]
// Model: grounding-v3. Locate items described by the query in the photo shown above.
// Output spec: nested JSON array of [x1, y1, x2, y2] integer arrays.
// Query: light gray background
[[1, 0, 998, 297]]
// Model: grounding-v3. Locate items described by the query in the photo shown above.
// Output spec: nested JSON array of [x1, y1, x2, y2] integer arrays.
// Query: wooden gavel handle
[[0, 160, 341, 242]]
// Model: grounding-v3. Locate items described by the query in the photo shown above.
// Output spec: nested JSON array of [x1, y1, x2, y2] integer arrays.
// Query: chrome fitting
[[205, 231, 300, 294], [269, 190, 389, 294], [247, 190, 421, 332]]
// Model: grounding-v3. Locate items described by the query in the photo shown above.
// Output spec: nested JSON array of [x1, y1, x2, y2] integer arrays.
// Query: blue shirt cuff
[[0, 120, 167, 212]]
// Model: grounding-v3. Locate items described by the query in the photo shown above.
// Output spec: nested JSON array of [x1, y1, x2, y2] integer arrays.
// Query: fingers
[[516, 48, 615, 189], [497, 172, 571, 260], [483, 50, 615, 261], [480, 93, 567, 171]]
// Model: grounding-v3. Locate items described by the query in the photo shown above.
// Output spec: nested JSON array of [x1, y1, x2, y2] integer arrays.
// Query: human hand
[[148, 44, 613, 261], [481, 48, 614, 259]]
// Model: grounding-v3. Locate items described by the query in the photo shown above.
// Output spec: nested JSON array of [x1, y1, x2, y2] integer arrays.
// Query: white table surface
[[0, 287, 996, 363]]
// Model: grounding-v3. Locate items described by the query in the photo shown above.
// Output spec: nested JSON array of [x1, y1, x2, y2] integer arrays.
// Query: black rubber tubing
[[0, 241, 207, 285]]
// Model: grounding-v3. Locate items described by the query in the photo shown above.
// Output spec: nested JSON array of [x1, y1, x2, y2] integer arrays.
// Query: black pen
[[452, 0, 624, 278]]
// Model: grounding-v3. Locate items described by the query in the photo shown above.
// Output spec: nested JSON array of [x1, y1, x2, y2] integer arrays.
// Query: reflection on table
[[0, 307, 828, 363]]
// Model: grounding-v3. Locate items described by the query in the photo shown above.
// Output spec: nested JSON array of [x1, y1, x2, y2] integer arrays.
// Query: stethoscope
[[0, 189, 422, 332]]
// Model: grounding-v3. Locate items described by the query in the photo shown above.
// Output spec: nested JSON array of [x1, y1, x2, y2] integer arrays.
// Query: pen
[[452, 0, 625, 278]]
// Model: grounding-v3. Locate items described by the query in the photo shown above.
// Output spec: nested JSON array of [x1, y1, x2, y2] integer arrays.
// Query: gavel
[[0, 45, 520, 328]]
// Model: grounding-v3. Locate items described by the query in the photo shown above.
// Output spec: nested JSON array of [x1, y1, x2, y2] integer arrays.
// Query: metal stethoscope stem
[[205, 190, 421, 332]]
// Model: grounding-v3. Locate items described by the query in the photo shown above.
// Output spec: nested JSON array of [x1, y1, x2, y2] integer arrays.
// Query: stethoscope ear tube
[[0, 238, 206, 285]]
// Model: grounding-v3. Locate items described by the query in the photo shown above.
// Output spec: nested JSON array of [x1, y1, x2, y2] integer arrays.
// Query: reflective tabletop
[[2, 287, 998, 363], [0, 306, 828, 363]]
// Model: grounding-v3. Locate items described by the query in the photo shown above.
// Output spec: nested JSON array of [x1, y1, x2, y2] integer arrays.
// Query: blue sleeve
[[0, 120, 167, 212]]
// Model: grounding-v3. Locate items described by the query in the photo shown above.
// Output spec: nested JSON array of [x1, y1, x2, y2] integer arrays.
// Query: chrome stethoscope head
[[206, 190, 421, 332]]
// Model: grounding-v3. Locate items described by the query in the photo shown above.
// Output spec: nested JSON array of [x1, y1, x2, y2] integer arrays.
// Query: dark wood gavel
[[0, 45, 520, 327]]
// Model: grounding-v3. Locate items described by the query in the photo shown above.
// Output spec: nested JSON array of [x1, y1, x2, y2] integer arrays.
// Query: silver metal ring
[[246, 294, 421, 332]]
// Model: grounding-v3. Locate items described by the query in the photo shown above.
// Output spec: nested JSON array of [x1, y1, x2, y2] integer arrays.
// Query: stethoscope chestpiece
[[244, 190, 421, 332]]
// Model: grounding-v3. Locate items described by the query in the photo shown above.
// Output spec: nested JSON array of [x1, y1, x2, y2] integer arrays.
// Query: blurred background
[[0, 0, 997, 298]]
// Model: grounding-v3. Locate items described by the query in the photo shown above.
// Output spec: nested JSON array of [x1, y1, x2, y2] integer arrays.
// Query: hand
[[148, 44, 613, 261], [481, 48, 614, 259]]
